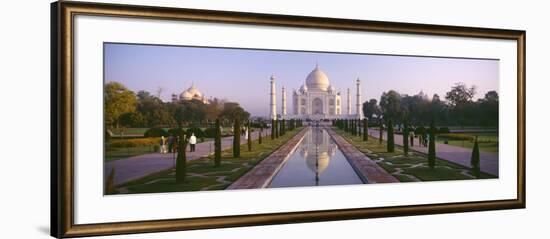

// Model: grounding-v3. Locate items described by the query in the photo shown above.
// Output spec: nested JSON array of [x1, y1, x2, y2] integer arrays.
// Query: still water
[[268, 127, 364, 188]]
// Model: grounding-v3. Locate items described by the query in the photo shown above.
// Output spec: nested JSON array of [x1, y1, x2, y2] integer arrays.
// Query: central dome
[[305, 64, 330, 91]]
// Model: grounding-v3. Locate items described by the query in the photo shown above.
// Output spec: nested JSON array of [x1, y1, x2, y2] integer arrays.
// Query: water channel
[[268, 126, 365, 188]]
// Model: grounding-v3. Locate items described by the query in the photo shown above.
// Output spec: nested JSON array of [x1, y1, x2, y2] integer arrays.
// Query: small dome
[[180, 91, 193, 100], [305, 64, 330, 91], [180, 84, 203, 100], [300, 84, 308, 93], [328, 85, 336, 93]]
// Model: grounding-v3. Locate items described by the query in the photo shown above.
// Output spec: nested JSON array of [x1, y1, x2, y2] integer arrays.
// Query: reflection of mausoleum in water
[[298, 128, 338, 175]]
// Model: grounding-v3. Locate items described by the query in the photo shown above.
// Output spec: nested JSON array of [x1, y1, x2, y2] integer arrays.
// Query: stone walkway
[[105, 130, 270, 185], [325, 127, 400, 183], [227, 127, 309, 189], [366, 128, 499, 176]]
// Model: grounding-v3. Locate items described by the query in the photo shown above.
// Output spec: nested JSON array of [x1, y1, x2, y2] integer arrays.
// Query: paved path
[[105, 130, 270, 185], [227, 127, 309, 189], [366, 128, 499, 176], [326, 127, 399, 184]]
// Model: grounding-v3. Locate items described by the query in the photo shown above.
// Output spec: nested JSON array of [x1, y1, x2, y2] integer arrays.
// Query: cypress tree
[[353, 119, 357, 136], [363, 118, 368, 141], [105, 168, 116, 194], [275, 119, 279, 138], [428, 119, 436, 169], [233, 118, 241, 157], [379, 121, 383, 144], [271, 119, 275, 140], [258, 126, 263, 144], [387, 118, 395, 152], [357, 119, 361, 136], [471, 136, 480, 178], [281, 119, 285, 135], [247, 122, 252, 151], [403, 118, 409, 155], [176, 131, 187, 182], [345, 119, 349, 132], [214, 118, 222, 167]]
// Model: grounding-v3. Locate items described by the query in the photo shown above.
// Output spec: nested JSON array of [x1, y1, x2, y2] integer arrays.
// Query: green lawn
[[334, 128, 496, 182], [114, 127, 303, 194], [437, 133, 499, 153]]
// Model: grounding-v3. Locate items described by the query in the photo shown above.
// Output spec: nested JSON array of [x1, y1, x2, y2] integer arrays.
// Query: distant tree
[[380, 90, 402, 121], [172, 99, 207, 128], [219, 102, 250, 122], [176, 131, 187, 182], [430, 94, 447, 123], [205, 98, 224, 121], [445, 82, 477, 106], [403, 117, 409, 155], [119, 111, 146, 128], [387, 118, 395, 152], [233, 118, 241, 157], [362, 99, 380, 121], [363, 118, 368, 141], [478, 91, 499, 127], [471, 136, 481, 178], [428, 119, 436, 169], [445, 83, 477, 127], [105, 81, 137, 128], [214, 118, 222, 167]]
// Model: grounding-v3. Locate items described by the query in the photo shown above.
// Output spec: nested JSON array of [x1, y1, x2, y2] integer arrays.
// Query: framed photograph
[[51, 1, 525, 238]]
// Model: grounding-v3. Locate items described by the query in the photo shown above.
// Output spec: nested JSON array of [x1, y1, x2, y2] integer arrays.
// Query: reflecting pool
[[268, 126, 364, 188]]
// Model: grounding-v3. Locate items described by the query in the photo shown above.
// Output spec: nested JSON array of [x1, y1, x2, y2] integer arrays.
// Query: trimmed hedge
[[438, 127, 451, 134], [204, 127, 216, 138], [168, 128, 185, 137], [186, 127, 205, 139], [144, 127, 168, 137], [438, 133, 474, 141], [108, 137, 160, 148]]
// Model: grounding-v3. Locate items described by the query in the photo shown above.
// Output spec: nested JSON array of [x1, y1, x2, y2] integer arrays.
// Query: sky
[[104, 43, 499, 117]]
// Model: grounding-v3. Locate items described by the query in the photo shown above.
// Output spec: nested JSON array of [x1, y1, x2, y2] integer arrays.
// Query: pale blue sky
[[105, 43, 499, 117]]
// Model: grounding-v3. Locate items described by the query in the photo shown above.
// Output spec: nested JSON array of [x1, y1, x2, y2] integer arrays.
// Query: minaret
[[347, 88, 352, 116], [281, 86, 287, 119], [270, 75, 277, 120], [356, 78, 363, 119]]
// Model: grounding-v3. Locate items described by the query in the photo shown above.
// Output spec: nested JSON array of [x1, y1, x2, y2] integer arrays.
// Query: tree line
[[362, 82, 499, 128], [105, 81, 251, 130]]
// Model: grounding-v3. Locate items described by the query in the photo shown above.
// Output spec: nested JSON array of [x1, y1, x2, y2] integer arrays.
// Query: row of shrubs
[[144, 127, 238, 139], [108, 137, 160, 148], [412, 126, 451, 135], [437, 133, 475, 141]]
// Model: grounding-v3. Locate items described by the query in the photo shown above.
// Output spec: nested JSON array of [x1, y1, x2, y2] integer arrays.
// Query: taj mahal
[[270, 64, 363, 120]]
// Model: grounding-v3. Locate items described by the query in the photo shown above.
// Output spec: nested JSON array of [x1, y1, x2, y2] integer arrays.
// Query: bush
[[144, 127, 168, 137], [414, 126, 426, 135], [186, 127, 205, 139], [438, 133, 474, 141], [438, 127, 451, 134], [204, 127, 217, 138], [168, 128, 185, 137], [108, 137, 159, 148]]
